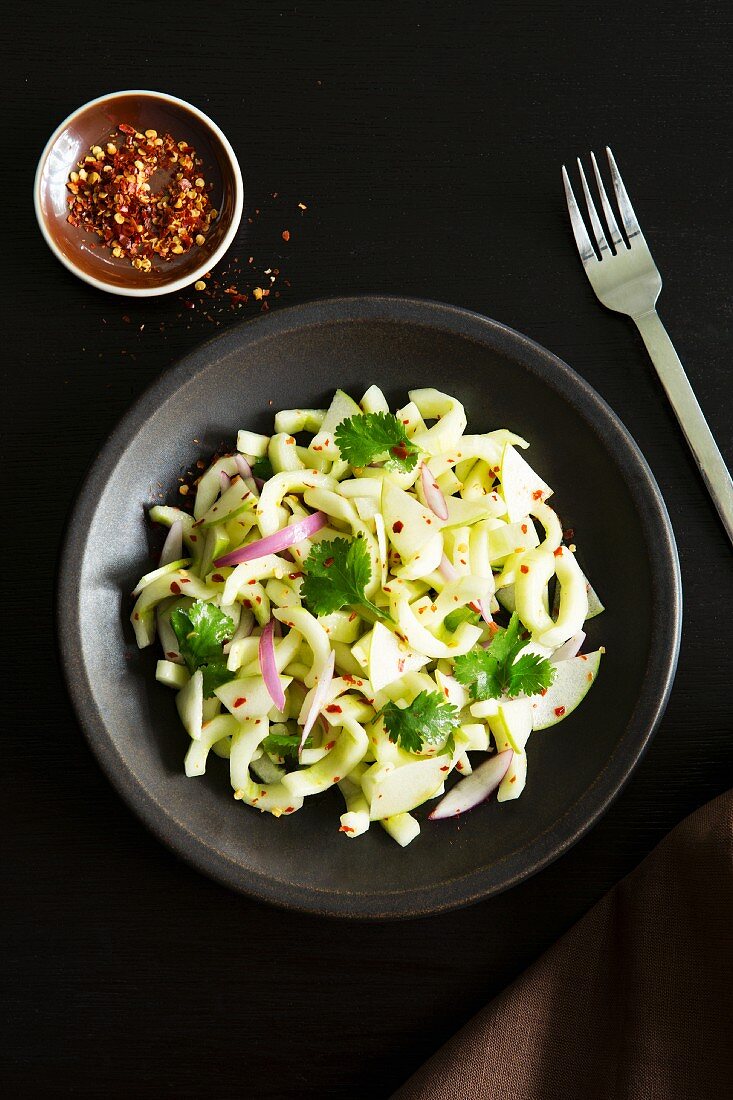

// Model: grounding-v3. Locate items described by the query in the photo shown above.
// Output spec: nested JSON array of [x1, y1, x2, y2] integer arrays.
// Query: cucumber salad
[[131, 386, 604, 847]]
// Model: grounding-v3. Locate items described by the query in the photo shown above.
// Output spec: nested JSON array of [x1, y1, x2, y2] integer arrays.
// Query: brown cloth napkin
[[393, 790, 733, 1100]]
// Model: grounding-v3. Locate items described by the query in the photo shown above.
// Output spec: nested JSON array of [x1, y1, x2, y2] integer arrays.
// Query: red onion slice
[[235, 454, 252, 478], [220, 470, 232, 492], [160, 520, 183, 567], [214, 511, 328, 567], [259, 620, 286, 712], [439, 553, 458, 582], [474, 598, 494, 628], [429, 750, 513, 819], [550, 630, 586, 663], [299, 649, 336, 754], [421, 462, 448, 520], [235, 454, 259, 494]]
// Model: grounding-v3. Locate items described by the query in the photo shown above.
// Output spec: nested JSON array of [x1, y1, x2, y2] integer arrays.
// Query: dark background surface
[[4, 2, 731, 1097]]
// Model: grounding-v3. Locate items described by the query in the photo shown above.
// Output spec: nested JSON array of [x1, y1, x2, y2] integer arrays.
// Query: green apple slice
[[442, 496, 502, 527], [434, 669, 469, 710], [488, 697, 532, 753], [530, 650, 602, 730], [380, 812, 420, 846], [497, 750, 527, 801], [360, 384, 390, 413], [216, 674, 293, 719], [470, 698, 500, 719], [364, 755, 450, 820], [460, 723, 491, 752], [382, 478, 444, 559], [393, 532, 445, 580], [367, 621, 429, 692], [309, 388, 362, 459], [500, 445, 553, 522], [351, 630, 371, 670]]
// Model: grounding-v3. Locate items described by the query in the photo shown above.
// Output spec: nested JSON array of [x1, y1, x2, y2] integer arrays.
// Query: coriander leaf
[[453, 612, 556, 701], [334, 412, 420, 473], [444, 606, 481, 633], [171, 601, 236, 697], [443, 732, 456, 759], [301, 536, 383, 618], [251, 456, 274, 481], [453, 648, 504, 701], [485, 613, 524, 666], [199, 658, 235, 698], [262, 728, 314, 763], [381, 690, 459, 755], [508, 652, 556, 698]]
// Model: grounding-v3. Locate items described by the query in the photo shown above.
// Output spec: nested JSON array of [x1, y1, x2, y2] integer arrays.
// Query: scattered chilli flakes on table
[[66, 124, 215, 271], [182, 196, 308, 319]]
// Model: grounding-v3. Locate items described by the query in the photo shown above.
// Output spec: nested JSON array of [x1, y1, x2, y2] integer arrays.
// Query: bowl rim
[[57, 295, 682, 918], [33, 88, 244, 298]]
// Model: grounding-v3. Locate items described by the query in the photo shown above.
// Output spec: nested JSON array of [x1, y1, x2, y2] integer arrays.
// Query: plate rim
[[57, 294, 682, 919]]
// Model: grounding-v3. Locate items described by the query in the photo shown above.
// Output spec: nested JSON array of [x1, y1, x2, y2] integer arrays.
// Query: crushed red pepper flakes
[[66, 124, 214, 271]]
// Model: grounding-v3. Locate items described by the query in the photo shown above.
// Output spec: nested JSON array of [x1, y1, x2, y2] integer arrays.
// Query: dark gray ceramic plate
[[58, 296, 681, 918]]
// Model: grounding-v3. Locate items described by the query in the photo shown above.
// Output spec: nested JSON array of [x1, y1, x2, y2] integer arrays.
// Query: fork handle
[[634, 309, 733, 546]]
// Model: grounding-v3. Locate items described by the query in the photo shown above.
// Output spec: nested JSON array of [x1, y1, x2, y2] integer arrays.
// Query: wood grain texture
[[3, 1, 731, 1096]]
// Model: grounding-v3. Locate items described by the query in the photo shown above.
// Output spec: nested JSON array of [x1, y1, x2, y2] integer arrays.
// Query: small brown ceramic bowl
[[34, 90, 243, 297]]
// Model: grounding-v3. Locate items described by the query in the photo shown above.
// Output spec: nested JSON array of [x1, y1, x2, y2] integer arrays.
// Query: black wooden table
[[4, 3, 731, 1096]]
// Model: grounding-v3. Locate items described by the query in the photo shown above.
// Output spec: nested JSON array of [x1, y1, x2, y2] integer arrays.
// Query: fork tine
[[562, 165, 598, 265], [590, 152, 625, 249], [576, 157, 610, 256], [606, 146, 641, 242]]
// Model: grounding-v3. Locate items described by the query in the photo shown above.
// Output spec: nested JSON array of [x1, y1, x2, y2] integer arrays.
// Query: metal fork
[[563, 148, 733, 546]]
